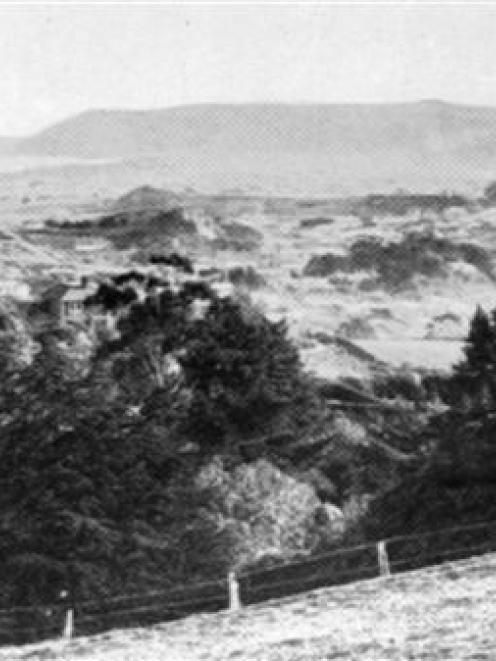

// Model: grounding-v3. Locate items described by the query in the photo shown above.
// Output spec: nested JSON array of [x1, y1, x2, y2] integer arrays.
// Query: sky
[[2, 3, 496, 136]]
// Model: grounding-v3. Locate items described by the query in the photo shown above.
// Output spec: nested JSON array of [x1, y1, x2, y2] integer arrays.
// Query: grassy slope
[[4, 552, 496, 660]]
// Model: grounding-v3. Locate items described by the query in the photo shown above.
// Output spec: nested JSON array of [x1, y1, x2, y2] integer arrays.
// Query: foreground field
[[3, 553, 496, 661]]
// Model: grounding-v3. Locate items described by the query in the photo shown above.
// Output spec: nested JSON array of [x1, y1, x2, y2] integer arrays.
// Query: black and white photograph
[[0, 2, 495, 659]]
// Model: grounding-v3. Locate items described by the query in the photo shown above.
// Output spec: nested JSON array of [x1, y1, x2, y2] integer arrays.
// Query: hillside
[[3, 552, 496, 660], [8, 101, 496, 176], [111, 185, 182, 211]]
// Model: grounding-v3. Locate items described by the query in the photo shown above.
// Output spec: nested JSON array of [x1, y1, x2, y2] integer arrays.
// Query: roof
[[60, 287, 92, 303], [40, 282, 67, 301]]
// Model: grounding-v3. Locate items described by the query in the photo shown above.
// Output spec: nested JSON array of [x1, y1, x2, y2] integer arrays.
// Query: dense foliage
[[3, 261, 488, 612], [0, 273, 324, 607], [304, 231, 494, 289], [0, 334, 229, 606], [356, 192, 468, 218], [366, 304, 496, 538]]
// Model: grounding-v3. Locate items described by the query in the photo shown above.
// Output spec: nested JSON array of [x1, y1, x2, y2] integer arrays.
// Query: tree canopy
[[0, 274, 318, 609]]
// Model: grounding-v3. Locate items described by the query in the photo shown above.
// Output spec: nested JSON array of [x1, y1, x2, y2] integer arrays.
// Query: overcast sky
[[2, 3, 496, 135]]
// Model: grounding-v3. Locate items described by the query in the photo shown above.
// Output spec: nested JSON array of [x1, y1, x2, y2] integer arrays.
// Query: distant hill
[[6, 101, 496, 164], [5, 101, 496, 193]]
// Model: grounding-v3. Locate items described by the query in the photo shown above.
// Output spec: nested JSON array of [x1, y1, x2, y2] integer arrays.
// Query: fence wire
[[1, 518, 496, 646]]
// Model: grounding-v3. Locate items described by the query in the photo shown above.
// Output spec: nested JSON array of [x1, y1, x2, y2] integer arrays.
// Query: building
[[40, 277, 96, 327], [59, 286, 92, 325]]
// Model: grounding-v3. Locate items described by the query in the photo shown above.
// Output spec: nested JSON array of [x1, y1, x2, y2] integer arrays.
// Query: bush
[[358, 193, 468, 217], [300, 217, 335, 229], [213, 221, 263, 251], [149, 252, 194, 273], [195, 457, 325, 567], [303, 232, 495, 289], [483, 180, 496, 206], [227, 266, 266, 289], [303, 253, 347, 277]]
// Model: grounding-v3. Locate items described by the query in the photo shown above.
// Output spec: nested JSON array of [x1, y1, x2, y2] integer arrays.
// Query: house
[[59, 286, 92, 325], [40, 276, 96, 327]]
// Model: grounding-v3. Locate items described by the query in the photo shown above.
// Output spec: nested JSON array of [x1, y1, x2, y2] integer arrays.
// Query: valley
[[1, 169, 492, 381], [4, 2, 496, 655], [1, 102, 496, 651]]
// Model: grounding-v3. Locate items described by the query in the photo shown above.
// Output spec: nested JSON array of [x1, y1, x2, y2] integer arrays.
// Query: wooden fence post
[[62, 607, 74, 641], [377, 540, 391, 577], [228, 570, 241, 611]]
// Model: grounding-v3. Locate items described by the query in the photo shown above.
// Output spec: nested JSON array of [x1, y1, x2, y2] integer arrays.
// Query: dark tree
[[0, 332, 226, 611], [453, 305, 496, 408], [0, 271, 320, 616]]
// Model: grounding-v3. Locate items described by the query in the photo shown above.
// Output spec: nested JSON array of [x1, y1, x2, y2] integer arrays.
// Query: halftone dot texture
[[17, 102, 496, 195], [2, 552, 496, 660]]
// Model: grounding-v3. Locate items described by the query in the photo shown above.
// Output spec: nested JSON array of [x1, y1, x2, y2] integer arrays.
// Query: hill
[[8, 101, 496, 171], [3, 552, 496, 660], [111, 185, 183, 212]]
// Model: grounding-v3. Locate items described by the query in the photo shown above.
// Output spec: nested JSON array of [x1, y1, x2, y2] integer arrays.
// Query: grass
[[3, 552, 496, 660], [356, 339, 464, 370]]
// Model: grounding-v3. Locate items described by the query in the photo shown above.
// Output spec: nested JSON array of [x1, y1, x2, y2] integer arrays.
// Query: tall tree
[[454, 305, 496, 408]]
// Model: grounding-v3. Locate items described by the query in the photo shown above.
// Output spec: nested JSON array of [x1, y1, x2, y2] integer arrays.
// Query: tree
[[483, 180, 496, 206], [177, 297, 307, 445], [454, 305, 496, 408], [0, 301, 36, 377], [195, 457, 324, 568], [364, 304, 496, 539], [0, 269, 323, 610], [0, 332, 222, 608], [96, 277, 315, 450]]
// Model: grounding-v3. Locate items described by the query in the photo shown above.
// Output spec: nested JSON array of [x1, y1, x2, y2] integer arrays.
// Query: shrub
[[195, 457, 324, 567], [303, 253, 347, 277], [303, 232, 494, 289], [149, 252, 194, 274], [358, 193, 468, 217], [227, 266, 266, 289], [483, 180, 496, 206], [300, 217, 335, 229]]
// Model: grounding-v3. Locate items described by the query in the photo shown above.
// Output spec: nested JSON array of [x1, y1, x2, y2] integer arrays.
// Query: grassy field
[[3, 552, 496, 661], [356, 339, 464, 370]]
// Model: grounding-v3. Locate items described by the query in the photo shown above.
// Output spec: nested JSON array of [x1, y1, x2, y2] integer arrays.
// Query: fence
[[2, 518, 496, 647]]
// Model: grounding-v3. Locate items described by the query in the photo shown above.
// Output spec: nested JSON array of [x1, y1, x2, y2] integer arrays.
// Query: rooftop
[[60, 287, 93, 303]]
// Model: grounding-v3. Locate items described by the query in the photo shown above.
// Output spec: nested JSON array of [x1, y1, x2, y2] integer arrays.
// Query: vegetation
[[196, 458, 325, 567], [211, 221, 262, 251], [483, 180, 496, 206], [0, 270, 336, 608], [3, 248, 495, 620], [292, 192, 470, 219], [366, 304, 496, 538], [299, 217, 335, 229], [227, 266, 266, 289], [304, 231, 494, 289], [43, 209, 198, 251], [149, 252, 194, 273], [356, 192, 468, 218]]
